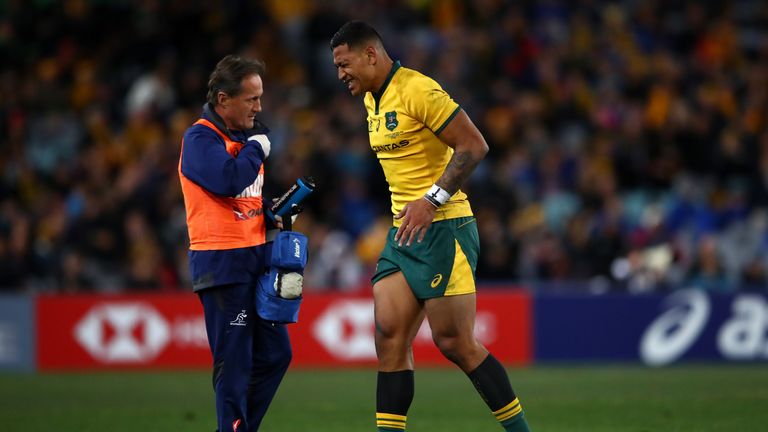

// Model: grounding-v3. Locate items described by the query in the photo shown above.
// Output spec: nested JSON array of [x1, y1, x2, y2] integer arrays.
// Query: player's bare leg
[[426, 293, 532, 432], [424, 292, 487, 371], [373, 271, 424, 431]]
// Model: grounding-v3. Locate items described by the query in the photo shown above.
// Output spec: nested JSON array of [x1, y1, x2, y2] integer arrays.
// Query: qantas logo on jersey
[[233, 206, 263, 221], [372, 140, 410, 153]]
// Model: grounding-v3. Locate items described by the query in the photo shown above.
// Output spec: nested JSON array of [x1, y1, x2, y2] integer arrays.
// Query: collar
[[372, 60, 401, 115]]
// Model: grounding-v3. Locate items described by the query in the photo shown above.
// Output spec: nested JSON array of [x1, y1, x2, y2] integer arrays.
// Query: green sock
[[466, 354, 531, 432]]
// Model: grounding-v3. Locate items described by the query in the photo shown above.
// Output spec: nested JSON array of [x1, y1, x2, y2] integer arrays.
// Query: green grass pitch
[[1, 365, 766, 431]]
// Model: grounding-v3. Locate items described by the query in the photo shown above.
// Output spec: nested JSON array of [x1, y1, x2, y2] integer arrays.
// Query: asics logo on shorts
[[431, 274, 443, 288]]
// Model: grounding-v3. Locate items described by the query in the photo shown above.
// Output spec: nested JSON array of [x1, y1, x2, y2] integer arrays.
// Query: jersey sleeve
[[402, 75, 461, 135], [180, 125, 265, 197]]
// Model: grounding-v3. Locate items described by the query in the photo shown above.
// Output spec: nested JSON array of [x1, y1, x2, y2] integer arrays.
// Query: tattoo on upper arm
[[436, 151, 478, 195]]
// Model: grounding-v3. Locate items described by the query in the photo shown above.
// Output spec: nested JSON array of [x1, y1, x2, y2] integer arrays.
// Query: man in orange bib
[[179, 55, 290, 432]]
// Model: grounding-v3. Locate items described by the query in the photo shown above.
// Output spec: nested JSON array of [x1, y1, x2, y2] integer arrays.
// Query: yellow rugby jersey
[[364, 61, 473, 226]]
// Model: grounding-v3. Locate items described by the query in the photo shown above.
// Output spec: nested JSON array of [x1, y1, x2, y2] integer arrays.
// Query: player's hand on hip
[[394, 199, 436, 247]]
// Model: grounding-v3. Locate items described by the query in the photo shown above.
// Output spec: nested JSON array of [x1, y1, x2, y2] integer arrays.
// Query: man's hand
[[272, 213, 298, 230], [271, 199, 300, 230], [394, 198, 437, 247], [248, 134, 271, 159]]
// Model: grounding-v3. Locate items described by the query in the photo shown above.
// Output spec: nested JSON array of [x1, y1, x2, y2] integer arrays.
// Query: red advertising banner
[[37, 294, 210, 370], [36, 291, 531, 370], [290, 291, 531, 367]]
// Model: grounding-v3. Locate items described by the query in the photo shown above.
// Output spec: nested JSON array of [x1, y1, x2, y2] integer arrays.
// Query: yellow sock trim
[[377, 421, 406, 429], [377, 412, 406, 429], [493, 398, 523, 421], [497, 404, 523, 421], [376, 413, 407, 422], [493, 398, 520, 415]]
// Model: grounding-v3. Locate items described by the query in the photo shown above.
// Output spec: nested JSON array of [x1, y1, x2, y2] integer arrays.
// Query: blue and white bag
[[256, 231, 308, 323]]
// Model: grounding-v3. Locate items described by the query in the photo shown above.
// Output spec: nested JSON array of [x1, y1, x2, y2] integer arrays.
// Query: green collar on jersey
[[372, 60, 401, 115]]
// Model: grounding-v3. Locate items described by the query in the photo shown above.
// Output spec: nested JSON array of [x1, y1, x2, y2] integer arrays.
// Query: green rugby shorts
[[371, 216, 479, 299]]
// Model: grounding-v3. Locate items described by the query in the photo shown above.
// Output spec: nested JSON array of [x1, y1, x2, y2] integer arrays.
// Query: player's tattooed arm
[[435, 110, 489, 195], [436, 151, 479, 195]]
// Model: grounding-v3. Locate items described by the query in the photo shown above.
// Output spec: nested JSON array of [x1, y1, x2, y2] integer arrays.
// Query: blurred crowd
[[1, 0, 767, 294]]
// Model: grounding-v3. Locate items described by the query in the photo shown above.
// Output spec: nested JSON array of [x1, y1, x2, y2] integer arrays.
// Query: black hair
[[206, 55, 266, 106], [330, 20, 383, 50]]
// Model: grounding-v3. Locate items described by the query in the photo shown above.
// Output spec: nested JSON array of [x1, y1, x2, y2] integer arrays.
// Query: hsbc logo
[[74, 303, 171, 363], [311, 300, 499, 361], [313, 300, 376, 360]]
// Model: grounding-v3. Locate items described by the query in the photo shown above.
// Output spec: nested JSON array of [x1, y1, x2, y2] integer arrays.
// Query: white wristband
[[424, 184, 451, 207]]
